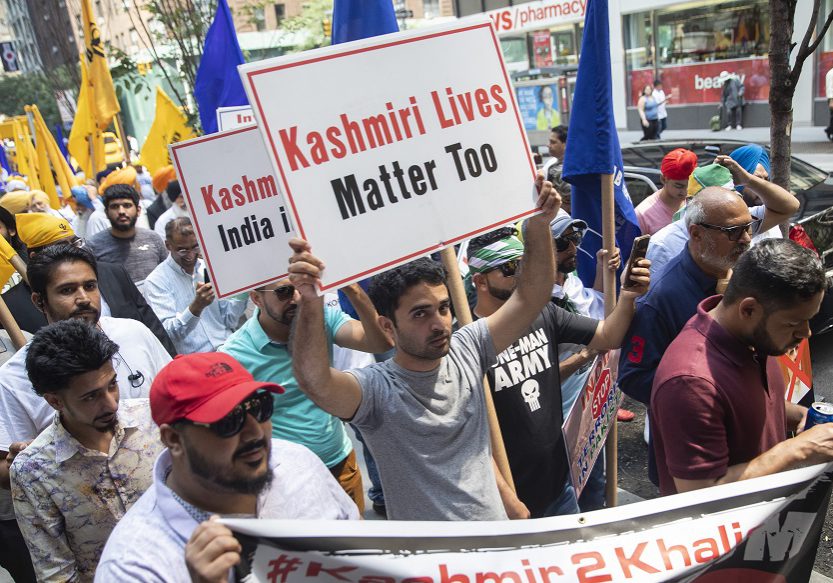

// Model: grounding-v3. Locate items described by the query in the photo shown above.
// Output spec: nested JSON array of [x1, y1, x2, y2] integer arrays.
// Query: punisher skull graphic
[[521, 379, 541, 412]]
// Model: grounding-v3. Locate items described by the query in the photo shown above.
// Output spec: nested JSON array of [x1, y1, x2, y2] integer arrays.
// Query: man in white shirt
[[153, 180, 189, 239], [96, 352, 358, 582], [0, 244, 172, 449], [144, 217, 247, 354], [652, 80, 670, 138]]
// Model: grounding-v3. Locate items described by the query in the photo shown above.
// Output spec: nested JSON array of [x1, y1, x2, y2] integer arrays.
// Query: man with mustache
[[9, 320, 164, 582], [652, 239, 831, 495], [86, 184, 168, 288], [467, 225, 649, 518], [143, 217, 247, 354], [0, 245, 172, 450], [96, 352, 358, 582], [220, 279, 392, 511]]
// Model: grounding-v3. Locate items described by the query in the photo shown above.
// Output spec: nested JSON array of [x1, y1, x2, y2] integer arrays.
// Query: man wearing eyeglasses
[[9, 320, 164, 583], [143, 217, 248, 354], [220, 279, 392, 512], [467, 226, 650, 518], [96, 352, 358, 582]]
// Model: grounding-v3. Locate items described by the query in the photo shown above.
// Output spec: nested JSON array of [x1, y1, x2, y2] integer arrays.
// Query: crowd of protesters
[[0, 126, 829, 582]]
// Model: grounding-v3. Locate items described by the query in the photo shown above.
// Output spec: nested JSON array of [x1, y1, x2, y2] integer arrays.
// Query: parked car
[[619, 139, 833, 223]]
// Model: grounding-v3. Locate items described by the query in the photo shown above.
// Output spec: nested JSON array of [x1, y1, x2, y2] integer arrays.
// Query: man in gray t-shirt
[[86, 184, 168, 286], [288, 176, 561, 521]]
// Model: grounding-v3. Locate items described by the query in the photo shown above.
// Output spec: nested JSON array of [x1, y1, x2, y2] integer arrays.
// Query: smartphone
[[204, 269, 211, 285], [622, 234, 651, 288]]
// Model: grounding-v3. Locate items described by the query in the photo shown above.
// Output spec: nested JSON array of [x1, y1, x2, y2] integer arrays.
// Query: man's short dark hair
[[723, 239, 827, 312], [368, 258, 447, 320], [26, 320, 119, 395], [28, 245, 98, 297], [102, 184, 140, 208], [165, 217, 193, 241], [551, 125, 568, 143], [654, 79, 663, 87], [166, 180, 182, 203]]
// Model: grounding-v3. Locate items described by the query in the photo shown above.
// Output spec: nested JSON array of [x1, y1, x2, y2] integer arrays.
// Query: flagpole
[[601, 173, 618, 508], [114, 114, 131, 165], [439, 247, 516, 493]]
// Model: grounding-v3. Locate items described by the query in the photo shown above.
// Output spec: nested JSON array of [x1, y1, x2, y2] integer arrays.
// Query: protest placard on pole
[[239, 19, 538, 291], [562, 351, 620, 496], [169, 125, 294, 298], [216, 105, 254, 132]]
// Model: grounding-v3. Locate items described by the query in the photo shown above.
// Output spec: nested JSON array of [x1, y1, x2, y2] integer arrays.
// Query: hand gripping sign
[[239, 19, 538, 291], [169, 126, 295, 298]]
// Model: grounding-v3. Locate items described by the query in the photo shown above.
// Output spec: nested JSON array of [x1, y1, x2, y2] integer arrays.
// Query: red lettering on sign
[[572, 552, 612, 583]]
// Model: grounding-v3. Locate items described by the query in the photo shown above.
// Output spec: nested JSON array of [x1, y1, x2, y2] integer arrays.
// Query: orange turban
[[100, 166, 138, 192], [660, 148, 698, 181], [17, 213, 75, 248], [152, 166, 177, 194]]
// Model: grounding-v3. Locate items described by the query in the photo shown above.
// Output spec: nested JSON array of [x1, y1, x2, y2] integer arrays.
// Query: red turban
[[660, 148, 698, 180]]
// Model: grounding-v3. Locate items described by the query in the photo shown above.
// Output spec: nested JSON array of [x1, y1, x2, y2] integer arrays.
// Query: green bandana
[[467, 236, 524, 273]]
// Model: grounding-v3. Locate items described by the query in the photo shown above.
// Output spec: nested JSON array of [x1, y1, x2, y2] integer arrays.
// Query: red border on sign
[[245, 21, 537, 292], [170, 125, 289, 298]]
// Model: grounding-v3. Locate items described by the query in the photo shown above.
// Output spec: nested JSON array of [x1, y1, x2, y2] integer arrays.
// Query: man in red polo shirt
[[651, 239, 833, 496]]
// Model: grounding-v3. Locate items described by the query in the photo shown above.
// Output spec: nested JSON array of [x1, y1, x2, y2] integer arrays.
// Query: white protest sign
[[239, 19, 537, 291], [216, 105, 255, 131], [170, 126, 294, 298], [562, 351, 621, 495]]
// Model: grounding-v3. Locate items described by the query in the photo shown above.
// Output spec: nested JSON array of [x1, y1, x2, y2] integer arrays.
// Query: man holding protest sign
[[468, 223, 650, 518], [289, 177, 559, 521], [652, 239, 831, 496], [221, 280, 392, 511]]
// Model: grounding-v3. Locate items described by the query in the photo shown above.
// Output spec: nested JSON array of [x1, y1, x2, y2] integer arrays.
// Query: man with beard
[[86, 184, 168, 287], [468, 227, 649, 517], [95, 352, 358, 582], [10, 321, 164, 582], [651, 239, 831, 496], [143, 217, 247, 354], [0, 245, 172, 448], [220, 280, 392, 511], [289, 178, 563, 521]]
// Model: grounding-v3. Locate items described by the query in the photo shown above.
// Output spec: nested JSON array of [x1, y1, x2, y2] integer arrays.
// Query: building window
[[623, 0, 770, 106], [423, 0, 438, 18], [274, 3, 284, 24], [253, 6, 265, 31], [817, 0, 833, 98]]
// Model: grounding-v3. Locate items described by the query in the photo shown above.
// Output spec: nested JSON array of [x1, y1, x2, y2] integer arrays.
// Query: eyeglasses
[[555, 231, 583, 252], [180, 392, 274, 438], [491, 259, 520, 278], [257, 284, 295, 301], [174, 245, 201, 258], [697, 218, 762, 242]]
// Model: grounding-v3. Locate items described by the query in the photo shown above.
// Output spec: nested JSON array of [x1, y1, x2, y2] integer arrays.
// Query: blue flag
[[54, 124, 71, 166], [561, 0, 640, 288], [0, 145, 9, 174], [332, 0, 398, 44], [194, 0, 248, 134]]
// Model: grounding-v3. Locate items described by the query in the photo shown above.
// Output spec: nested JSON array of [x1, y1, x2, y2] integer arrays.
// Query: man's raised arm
[[289, 238, 363, 420], [486, 176, 560, 354]]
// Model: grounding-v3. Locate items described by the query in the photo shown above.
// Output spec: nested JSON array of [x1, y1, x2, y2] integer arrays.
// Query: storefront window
[[817, 0, 833, 98], [623, 0, 771, 107], [552, 28, 576, 65]]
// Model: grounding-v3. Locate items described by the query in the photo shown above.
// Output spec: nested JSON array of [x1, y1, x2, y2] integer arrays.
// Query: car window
[[624, 174, 658, 207], [789, 157, 826, 192]]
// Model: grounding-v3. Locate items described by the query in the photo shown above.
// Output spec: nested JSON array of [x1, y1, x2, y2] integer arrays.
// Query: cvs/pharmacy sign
[[487, 0, 587, 35]]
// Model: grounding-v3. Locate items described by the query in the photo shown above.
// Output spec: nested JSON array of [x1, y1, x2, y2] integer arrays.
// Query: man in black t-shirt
[[469, 228, 650, 517]]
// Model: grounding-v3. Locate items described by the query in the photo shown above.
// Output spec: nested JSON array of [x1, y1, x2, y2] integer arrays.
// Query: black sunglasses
[[181, 392, 274, 438], [698, 218, 762, 242], [491, 259, 520, 277], [555, 231, 583, 252], [257, 284, 295, 301]]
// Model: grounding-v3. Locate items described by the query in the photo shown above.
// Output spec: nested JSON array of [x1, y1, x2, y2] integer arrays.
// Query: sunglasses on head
[[555, 231, 583, 252], [258, 284, 295, 301], [491, 259, 520, 277], [179, 392, 274, 438], [698, 218, 762, 242]]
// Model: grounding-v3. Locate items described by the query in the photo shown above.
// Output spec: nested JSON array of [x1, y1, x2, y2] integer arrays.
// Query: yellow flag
[[12, 119, 40, 191], [28, 104, 76, 209], [0, 234, 17, 289], [68, 56, 106, 178], [80, 0, 119, 130], [140, 87, 195, 174]]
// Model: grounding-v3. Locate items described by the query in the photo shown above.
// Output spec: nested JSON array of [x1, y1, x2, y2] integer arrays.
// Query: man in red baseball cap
[[96, 352, 359, 582], [634, 148, 698, 235]]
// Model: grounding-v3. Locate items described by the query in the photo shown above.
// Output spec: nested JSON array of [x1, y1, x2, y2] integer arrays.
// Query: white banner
[[225, 462, 833, 583], [239, 19, 538, 292], [217, 106, 255, 132], [169, 126, 294, 298]]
